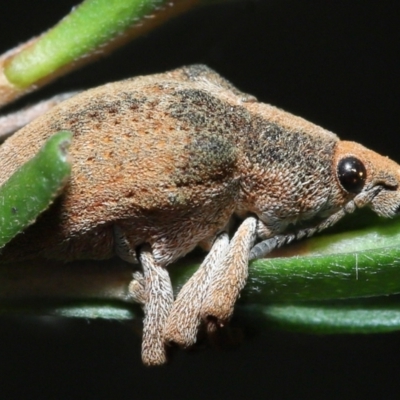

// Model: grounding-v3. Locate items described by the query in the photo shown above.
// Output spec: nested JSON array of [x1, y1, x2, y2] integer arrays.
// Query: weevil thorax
[[236, 102, 400, 235], [236, 102, 342, 232], [333, 140, 400, 217]]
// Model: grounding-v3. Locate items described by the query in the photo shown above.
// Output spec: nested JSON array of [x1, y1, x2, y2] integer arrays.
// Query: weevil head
[[334, 141, 400, 217]]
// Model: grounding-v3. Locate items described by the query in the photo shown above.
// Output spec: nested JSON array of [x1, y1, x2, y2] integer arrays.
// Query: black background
[[1, 1, 400, 399]]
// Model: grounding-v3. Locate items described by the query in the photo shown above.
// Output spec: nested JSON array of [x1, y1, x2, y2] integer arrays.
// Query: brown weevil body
[[1, 65, 400, 365]]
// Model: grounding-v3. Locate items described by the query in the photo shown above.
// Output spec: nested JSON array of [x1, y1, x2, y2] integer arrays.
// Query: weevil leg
[[0, 92, 80, 141], [249, 237, 280, 260], [113, 225, 138, 263], [200, 216, 257, 325], [163, 232, 230, 348], [128, 271, 147, 305], [138, 244, 174, 366]]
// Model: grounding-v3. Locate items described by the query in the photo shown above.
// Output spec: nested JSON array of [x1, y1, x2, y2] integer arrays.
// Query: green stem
[[241, 297, 400, 334]]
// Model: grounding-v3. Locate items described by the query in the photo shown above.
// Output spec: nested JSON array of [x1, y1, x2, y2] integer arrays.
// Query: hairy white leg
[[138, 245, 174, 366], [0, 92, 80, 141], [200, 216, 257, 325], [163, 233, 229, 347]]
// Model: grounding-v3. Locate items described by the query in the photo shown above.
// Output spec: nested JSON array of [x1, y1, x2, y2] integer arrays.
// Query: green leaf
[[163, 211, 400, 333], [167, 212, 400, 303], [239, 297, 400, 334], [0, 301, 138, 320], [4, 0, 167, 88], [0, 131, 72, 247], [246, 215, 400, 303]]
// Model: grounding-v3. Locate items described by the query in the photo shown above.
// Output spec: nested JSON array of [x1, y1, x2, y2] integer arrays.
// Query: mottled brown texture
[[2, 65, 400, 365], [0, 92, 80, 141], [0, 65, 344, 263], [0, 66, 245, 264]]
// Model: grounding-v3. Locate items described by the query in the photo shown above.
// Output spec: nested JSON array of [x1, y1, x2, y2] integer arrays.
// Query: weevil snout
[[370, 189, 400, 217], [335, 141, 400, 217]]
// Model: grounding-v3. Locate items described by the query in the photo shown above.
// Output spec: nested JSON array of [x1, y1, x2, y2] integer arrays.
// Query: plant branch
[[0, 0, 201, 108], [1, 210, 400, 333]]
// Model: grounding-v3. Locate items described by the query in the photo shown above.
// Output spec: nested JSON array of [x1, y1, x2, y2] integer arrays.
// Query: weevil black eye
[[337, 156, 367, 193]]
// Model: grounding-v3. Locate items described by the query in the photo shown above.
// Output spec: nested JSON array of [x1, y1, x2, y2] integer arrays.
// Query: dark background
[[1, 1, 400, 399]]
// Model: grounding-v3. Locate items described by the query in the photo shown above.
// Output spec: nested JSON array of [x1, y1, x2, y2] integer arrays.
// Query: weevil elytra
[[1, 65, 400, 365]]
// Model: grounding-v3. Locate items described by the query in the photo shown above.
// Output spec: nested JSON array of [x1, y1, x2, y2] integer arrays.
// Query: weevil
[[1, 65, 400, 365]]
